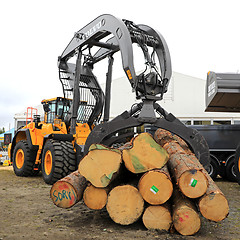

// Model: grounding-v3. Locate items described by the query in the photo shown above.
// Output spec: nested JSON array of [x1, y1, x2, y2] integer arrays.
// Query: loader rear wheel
[[41, 140, 77, 185], [13, 140, 35, 177]]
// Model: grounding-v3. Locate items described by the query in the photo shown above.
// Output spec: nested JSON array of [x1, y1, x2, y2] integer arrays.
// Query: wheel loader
[[9, 14, 210, 185]]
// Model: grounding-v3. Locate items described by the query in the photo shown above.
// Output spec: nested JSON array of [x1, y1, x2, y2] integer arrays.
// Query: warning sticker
[[189, 178, 198, 187], [150, 185, 159, 194]]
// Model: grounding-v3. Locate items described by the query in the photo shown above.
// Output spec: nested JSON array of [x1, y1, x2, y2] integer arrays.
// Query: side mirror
[[43, 103, 51, 113]]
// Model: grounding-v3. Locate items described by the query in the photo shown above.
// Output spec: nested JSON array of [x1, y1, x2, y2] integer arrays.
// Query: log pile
[[50, 130, 229, 236]]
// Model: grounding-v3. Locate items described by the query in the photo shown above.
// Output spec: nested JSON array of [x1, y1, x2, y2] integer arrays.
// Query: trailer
[[206, 71, 240, 183], [190, 124, 239, 181], [145, 124, 238, 181]]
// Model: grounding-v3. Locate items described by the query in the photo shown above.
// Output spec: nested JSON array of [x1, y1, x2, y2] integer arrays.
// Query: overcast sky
[[1, 0, 240, 130]]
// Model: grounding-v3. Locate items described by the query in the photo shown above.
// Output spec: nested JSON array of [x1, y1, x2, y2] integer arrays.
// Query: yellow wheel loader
[[9, 97, 97, 184], [9, 14, 210, 185]]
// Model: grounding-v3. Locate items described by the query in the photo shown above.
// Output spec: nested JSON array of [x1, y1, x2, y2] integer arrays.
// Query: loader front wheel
[[13, 140, 35, 177], [41, 140, 76, 185]]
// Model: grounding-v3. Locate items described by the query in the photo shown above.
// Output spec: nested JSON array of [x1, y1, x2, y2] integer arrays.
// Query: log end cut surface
[[83, 184, 108, 210], [122, 133, 169, 173], [78, 149, 122, 188], [138, 170, 173, 205], [142, 205, 172, 231], [50, 181, 78, 208], [106, 185, 144, 225], [173, 206, 201, 236], [179, 170, 208, 198], [199, 192, 229, 222]]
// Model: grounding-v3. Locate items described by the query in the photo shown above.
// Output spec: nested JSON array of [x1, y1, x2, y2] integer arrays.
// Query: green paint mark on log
[[143, 134, 169, 157], [131, 155, 145, 172], [100, 174, 111, 187], [89, 144, 121, 154]]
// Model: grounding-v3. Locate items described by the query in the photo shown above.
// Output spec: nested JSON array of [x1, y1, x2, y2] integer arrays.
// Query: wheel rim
[[232, 164, 236, 177], [206, 163, 213, 176], [16, 149, 24, 169], [238, 157, 240, 174], [44, 150, 53, 176]]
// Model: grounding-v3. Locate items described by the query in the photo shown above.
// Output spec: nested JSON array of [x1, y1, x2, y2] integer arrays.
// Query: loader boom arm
[[58, 14, 172, 91]]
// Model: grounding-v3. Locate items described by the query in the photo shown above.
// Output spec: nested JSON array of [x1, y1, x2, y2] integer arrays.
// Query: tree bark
[[106, 185, 144, 225], [167, 153, 208, 198], [198, 169, 229, 222], [142, 203, 172, 231], [138, 165, 173, 205], [122, 132, 169, 174], [50, 170, 87, 208], [172, 188, 201, 236], [78, 145, 122, 188], [154, 129, 208, 198], [154, 128, 174, 146], [83, 183, 108, 210]]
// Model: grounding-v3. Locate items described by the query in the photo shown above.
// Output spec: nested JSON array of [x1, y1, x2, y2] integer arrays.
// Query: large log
[[138, 166, 173, 205], [154, 128, 174, 146], [198, 169, 229, 222], [78, 145, 122, 188], [106, 185, 144, 225], [172, 188, 201, 236], [154, 129, 208, 198], [167, 152, 208, 198], [142, 204, 172, 231], [156, 129, 229, 221], [122, 132, 169, 173], [83, 184, 108, 210], [50, 170, 87, 208]]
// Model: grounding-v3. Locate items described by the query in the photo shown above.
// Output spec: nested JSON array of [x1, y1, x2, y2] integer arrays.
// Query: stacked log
[[172, 188, 201, 236], [198, 168, 229, 221], [50, 170, 87, 209], [83, 184, 108, 210], [50, 129, 229, 236], [78, 146, 122, 188], [154, 130, 208, 199], [138, 165, 173, 205], [154, 128, 229, 223], [142, 204, 172, 231], [121, 133, 169, 173], [106, 185, 144, 225]]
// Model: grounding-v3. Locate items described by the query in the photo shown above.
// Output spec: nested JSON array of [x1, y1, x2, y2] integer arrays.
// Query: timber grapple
[[58, 14, 210, 168]]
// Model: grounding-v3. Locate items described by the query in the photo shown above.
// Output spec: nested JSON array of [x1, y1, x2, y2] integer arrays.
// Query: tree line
[[0, 127, 5, 134]]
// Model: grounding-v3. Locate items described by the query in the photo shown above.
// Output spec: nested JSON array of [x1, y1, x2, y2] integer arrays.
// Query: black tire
[[226, 156, 237, 182], [41, 140, 77, 185], [12, 140, 35, 177], [235, 144, 240, 184], [206, 156, 219, 180]]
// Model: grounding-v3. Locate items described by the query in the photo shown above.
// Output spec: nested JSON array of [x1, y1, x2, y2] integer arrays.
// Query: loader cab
[[41, 97, 71, 124]]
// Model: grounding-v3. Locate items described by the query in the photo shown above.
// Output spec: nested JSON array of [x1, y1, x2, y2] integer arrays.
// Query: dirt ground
[[0, 166, 240, 240]]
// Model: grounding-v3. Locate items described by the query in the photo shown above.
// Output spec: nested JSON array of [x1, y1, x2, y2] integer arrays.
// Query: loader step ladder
[[26, 107, 38, 126]]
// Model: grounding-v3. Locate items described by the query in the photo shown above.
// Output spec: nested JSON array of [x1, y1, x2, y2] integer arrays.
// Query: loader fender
[[11, 129, 38, 161], [40, 133, 74, 160], [42, 134, 74, 149]]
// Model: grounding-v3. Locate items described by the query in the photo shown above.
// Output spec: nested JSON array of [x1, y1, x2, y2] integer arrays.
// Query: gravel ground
[[0, 166, 240, 240]]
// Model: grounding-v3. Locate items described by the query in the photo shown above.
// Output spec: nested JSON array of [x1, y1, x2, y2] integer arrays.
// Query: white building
[[101, 71, 240, 125], [14, 72, 240, 129]]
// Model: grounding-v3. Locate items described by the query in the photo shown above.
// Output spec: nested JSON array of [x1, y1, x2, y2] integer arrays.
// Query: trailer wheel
[[234, 145, 240, 184], [41, 140, 76, 185], [12, 140, 35, 177], [226, 156, 237, 182], [206, 156, 219, 180]]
